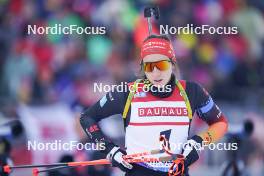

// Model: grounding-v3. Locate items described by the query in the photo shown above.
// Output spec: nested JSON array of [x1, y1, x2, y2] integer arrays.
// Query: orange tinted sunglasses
[[143, 60, 171, 72]]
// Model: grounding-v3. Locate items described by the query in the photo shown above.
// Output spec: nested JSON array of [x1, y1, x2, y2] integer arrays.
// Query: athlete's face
[[143, 54, 172, 87]]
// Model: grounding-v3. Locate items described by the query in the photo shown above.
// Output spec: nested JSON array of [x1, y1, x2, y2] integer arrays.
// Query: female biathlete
[[80, 34, 228, 176]]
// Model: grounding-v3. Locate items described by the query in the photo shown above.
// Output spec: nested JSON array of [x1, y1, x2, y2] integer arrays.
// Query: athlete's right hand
[[106, 146, 133, 172]]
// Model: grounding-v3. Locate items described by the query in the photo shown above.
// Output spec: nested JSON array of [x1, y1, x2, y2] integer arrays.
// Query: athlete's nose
[[152, 66, 161, 77]]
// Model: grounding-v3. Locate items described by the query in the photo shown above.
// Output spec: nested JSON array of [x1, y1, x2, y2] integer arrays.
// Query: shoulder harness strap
[[175, 79, 192, 119], [122, 79, 142, 119]]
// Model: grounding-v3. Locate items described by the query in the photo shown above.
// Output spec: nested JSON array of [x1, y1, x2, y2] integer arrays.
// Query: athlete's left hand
[[182, 135, 203, 167], [168, 154, 185, 176]]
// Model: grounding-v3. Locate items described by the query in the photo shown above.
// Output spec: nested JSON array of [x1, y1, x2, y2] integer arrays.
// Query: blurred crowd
[[0, 0, 263, 108], [0, 0, 264, 175]]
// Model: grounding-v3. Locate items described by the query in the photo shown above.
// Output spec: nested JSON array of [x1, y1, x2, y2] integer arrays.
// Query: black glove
[[183, 135, 203, 167], [106, 146, 133, 172]]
